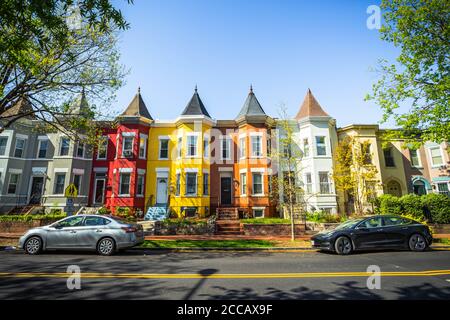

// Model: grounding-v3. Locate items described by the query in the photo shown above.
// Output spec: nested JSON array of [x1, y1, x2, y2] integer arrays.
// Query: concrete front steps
[[215, 207, 242, 235]]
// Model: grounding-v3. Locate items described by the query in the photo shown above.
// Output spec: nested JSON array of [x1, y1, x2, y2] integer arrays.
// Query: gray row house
[[0, 94, 92, 213]]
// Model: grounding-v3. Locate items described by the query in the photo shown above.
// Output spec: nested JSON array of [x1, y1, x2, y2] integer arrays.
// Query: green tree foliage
[[366, 0, 450, 145], [0, 0, 132, 142]]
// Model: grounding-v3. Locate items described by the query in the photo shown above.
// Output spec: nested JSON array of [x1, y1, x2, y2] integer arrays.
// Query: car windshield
[[334, 219, 364, 230]]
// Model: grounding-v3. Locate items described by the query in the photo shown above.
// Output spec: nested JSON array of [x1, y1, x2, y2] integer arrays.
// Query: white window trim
[[15, 133, 28, 140], [315, 135, 327, 157], [252, 172, 264, 196], [118, 167, 133, 173], [252, 207, 265, 218], [240, 172, 247, 196], [158, 138, 169, 160], [73, 174, 83, 194], [121, 132, 136, 137], [428, 146, 444, 168], [75, 141, 85, 158], [53, 173, 66, 195], [220, 136, 232, 160], [54, 168, 69, 173], [184, 168, 199, 173], [0, 135, 9, 156], [7, 173, 21, 195], [59, 137, 70, 156], [177, 137, 183, 159], [239, 137, 246, 160], [14, 137, 26, 158], [137, 168, 146, 175], [203, 135, 210, 159], [72, 168, 84, 175], [122, 136, 134, 158], [97, 136, 108, 160], [136, 174, 145, 197], [186, 134, 198, 158], [250, 135, 263, 158], [185, 172, 198, 196], [410, 149, 423, 168], [93, 167, 108, 173], [36, 139, 48, 159]]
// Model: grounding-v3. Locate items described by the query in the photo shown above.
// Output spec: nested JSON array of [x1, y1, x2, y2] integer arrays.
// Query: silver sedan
[[19, 214, 145, 255]]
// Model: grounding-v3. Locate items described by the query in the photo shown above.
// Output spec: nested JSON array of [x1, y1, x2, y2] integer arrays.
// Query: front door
[[220, 177, 232, 205], [29, 177, 44, 205], [156, 178, 168, 204], [94, 179, 105, 204]]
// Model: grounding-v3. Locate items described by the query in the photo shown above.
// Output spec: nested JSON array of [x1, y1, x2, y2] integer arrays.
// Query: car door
[[46, 216, 85, 249], [76, 216, 111, 249], [352, 217, 387, 249], [382, 216, 410, 247]]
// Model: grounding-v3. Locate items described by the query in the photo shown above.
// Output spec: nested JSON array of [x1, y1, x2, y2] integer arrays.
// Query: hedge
[[0, 213, 67, 222], [375, 193, 450, 224]]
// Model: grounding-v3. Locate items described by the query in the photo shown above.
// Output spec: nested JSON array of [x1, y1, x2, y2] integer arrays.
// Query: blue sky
[[112, 0, 399, 127]]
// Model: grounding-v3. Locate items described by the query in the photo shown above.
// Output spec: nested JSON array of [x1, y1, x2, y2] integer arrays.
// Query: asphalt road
[[0, 249, 449, 300]]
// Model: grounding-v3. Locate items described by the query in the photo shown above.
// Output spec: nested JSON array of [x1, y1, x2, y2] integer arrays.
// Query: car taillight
[[121, 227, 137, 233]]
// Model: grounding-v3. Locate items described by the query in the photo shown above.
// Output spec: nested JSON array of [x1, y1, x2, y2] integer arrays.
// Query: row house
[[1, 88, 448, 217]]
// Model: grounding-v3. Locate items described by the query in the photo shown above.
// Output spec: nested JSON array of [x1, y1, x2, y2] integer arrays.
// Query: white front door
[[156, 178, 168, 204]]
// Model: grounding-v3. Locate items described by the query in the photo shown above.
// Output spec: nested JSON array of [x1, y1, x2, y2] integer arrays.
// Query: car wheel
[[97, 237, 115, 256], [409, 233, 428, 252], [334, 236, 353, 255], [25, 236, 42, 255]]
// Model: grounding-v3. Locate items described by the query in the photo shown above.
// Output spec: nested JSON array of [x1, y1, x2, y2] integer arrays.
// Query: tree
[[365, 0, 450, 145], [333, 137, 380, 215], [0, 0, 132, 140], [270, 106, 313, 241]]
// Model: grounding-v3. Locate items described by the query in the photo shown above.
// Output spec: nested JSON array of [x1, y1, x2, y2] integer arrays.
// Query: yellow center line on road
[[0, 270, 449, 279]]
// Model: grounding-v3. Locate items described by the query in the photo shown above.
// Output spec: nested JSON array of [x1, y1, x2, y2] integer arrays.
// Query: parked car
[[19, 214, 144, 256], [311, 215, 433, 255]]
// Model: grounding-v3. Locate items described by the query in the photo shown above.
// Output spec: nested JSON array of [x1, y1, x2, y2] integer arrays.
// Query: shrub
[[400, 194, 425, 220], [377, 194, 402, 215], [422, 193, 450, 224], [97, 206, 111, 215], [306, 211, 345, 223], [0, 213, 67, 222]]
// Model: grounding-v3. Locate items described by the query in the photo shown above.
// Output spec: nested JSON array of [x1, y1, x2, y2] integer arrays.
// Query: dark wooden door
[[220, 177, 232, 205]]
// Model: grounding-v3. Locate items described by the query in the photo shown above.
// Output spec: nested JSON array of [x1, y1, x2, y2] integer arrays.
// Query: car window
[[57, 216, 84, 228], [360, 217, 382, 228], [84, 216, 111, 226]]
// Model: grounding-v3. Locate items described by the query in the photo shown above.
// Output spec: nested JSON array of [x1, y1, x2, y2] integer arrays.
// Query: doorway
[[220, 177, 232, 205], [29, 177, 44, 205], [94, 178, 105, 204]]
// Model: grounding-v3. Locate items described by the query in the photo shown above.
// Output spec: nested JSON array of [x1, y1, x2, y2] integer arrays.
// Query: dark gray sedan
[[19, 215, 144, 255]]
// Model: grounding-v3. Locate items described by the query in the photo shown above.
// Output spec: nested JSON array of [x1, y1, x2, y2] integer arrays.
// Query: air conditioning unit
[[123, 150, 133, 157]]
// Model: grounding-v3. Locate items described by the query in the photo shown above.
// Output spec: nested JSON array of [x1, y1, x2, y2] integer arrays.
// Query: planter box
[[154, 221, 215, 235], [430, 224, 450, 234], [306, 222, 341, 232], [242, 223, 306, 236]]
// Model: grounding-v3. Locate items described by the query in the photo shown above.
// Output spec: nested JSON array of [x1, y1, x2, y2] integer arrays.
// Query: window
[[73, 174, 82, 194], [240, 173, 247, 195], [253, 209, 264, 218], [55, 216, 84, 228], [54, 173, 66, 194], [187, 135, 197, 157], [97, 137, 108, 159], [37, 139, 48, 159], [430, 147, 443, 166], [203, 137, 209, 158], [359, 217, 382, 229], [437, 183, 449, 196], [319, 172, 331, 194], [76, 142, 85, 158], [0, 137, 8, 155], [177, 137, 182, 158], [7, 173, 20, 194], [383, 216, 410, 227], [239, 137, 246, 159], [383, 148, 395, 167], [303, 138, 310, 157], [221, 137, 231, 160], [315, 136, 326, 156], [60, 137, 70, 156], [410, 149, 421, 167], [283, 143, 292, 158], [203, 173, 209, 196], [251, 135, 262, 157], [361, 143, 371, 164], [175, 173, 181, 196], [136, 174, 145, 196], [186, 172, 197, 196], [84, 216, 111, 226], [159, 139, 169, 159], [14, 138, 25, 158], [305, 173, 312, 194], [252, 173, 263, 195], [122, 137, 133, 158], [119, 173, 131, 195], [139, 137, 147, 159]]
